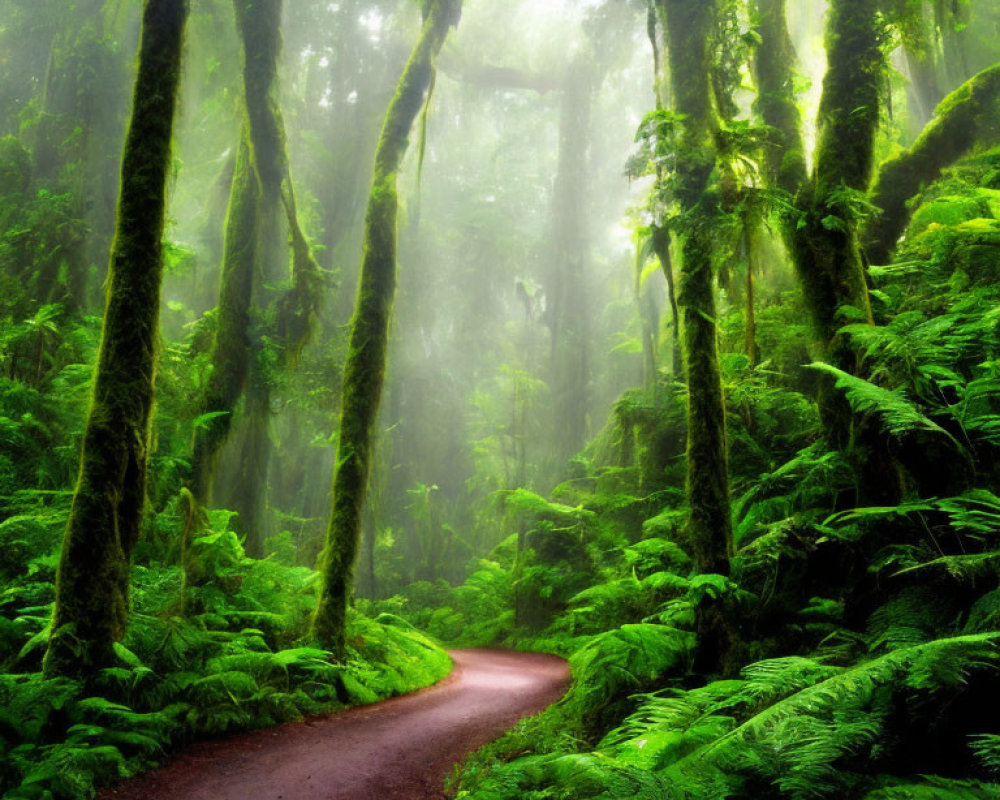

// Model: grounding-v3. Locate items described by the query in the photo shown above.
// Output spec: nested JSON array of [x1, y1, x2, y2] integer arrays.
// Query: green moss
[[752, 0, 808, 195], [865, 64, 1000, 265], [190, 131, 258, 505], [43, 0, 189, 681], [312, 0, 461, 656], [659, 0, 733, 580], [233, 0, 323, 361], [790, 0, 882, 444]]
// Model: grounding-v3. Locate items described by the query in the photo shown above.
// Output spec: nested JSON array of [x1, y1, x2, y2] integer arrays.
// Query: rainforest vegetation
[[3, 0, 1000, 797]]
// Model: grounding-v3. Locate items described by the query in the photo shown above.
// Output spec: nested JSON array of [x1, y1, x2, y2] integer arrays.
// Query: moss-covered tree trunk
[[660, 0, 732, 578], [190, 132, 258, 506], [233, 0, 323, 556], [233, 0, 323, 360], [752, 0, 808, 196], [43, 0, 188, 680], [790, 0, 882, 443], [864, 63, 1000, 266], [312, 0, 461, 655], [645, 5, 681, 380], [191, 0, 324, 557]]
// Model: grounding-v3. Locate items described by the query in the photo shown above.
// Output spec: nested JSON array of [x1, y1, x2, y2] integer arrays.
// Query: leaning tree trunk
[[312, 0, 462, 655], [863, 63, 1000, 266], [43, 0, 188, 680]]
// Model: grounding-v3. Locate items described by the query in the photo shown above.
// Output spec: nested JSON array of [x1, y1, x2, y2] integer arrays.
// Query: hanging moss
[[233, 0, 324, 362], [312, 0, 462, 656], [194, 0, 325, 556], [190, 131, 258, 506], [752, 0, 808, 195], [43, 0, 188, 681], [864, 64, 1000, 265]]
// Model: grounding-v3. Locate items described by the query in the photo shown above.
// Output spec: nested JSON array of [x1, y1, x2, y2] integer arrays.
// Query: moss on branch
[[864, 63, 1000, 265]]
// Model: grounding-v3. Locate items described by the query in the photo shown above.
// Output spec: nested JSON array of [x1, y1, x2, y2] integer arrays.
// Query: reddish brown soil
[[97, 648, 569, 800]]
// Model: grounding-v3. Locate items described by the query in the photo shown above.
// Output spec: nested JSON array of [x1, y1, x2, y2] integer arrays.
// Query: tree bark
[[44, 0, 188, 680], [312, 0, 461, 655]]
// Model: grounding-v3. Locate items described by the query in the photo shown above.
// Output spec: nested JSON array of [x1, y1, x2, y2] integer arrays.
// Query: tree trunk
[[752, 0, 808, 195], [192, 0, 326, 551], [650, 226, 681, 379], [790, 0, 881, 443], [190, 132, 258, 506], [234, 0, 323, 363], [312, 0, 461, 655], [660, 0, 733, 578], [863, 64, 1000, 266], [44, 0, 188, 680]]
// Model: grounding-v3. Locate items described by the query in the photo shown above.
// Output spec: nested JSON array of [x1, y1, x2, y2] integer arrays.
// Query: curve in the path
[[98, 648, 569, 800]]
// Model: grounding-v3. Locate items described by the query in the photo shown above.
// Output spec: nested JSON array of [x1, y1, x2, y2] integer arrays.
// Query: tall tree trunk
[[752, 0, 808, 195], [789, 0, 906, 504], [791, 0, 882, 444], [234, 0, 323, 362], [312, 0, 462, 655], [190, 132, 258, 506], [192, 0, 325, 553], [44, 0, 188, 680], [660, 0, 732, 578]]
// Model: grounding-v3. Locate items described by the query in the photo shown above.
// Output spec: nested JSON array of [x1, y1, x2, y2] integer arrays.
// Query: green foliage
[[806, 362, 962, 448], [459, 635, 1000, 800], [0, 482, 451, 798]]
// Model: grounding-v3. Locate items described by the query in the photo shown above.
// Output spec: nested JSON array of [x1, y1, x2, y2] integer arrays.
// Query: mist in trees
[[5, 0, 1000, 797]]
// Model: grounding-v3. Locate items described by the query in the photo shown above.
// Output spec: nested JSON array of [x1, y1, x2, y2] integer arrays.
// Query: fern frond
[[806, 363, 962, 450]]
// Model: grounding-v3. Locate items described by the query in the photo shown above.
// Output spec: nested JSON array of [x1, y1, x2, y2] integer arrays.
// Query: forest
[[3, 0, 1000, 797]]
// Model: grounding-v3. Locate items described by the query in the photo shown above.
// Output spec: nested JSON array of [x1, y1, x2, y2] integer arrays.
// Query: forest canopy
[[3, 0, 1000, 798]]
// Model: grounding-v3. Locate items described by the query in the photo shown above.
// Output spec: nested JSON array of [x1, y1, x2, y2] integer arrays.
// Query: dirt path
[[98, 649, 569, 800]]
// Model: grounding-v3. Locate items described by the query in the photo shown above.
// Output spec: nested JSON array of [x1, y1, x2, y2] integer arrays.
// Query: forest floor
[[96, 649, 569, 800]]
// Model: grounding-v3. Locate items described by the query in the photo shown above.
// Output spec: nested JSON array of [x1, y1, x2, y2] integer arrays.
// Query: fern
[[861, 776, 1000, 799], [560, 624, 694, 736], [806, 363, 962, 449]]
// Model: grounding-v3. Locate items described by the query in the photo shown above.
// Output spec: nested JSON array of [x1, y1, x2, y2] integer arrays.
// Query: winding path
[[98, 649, 569, 800]]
